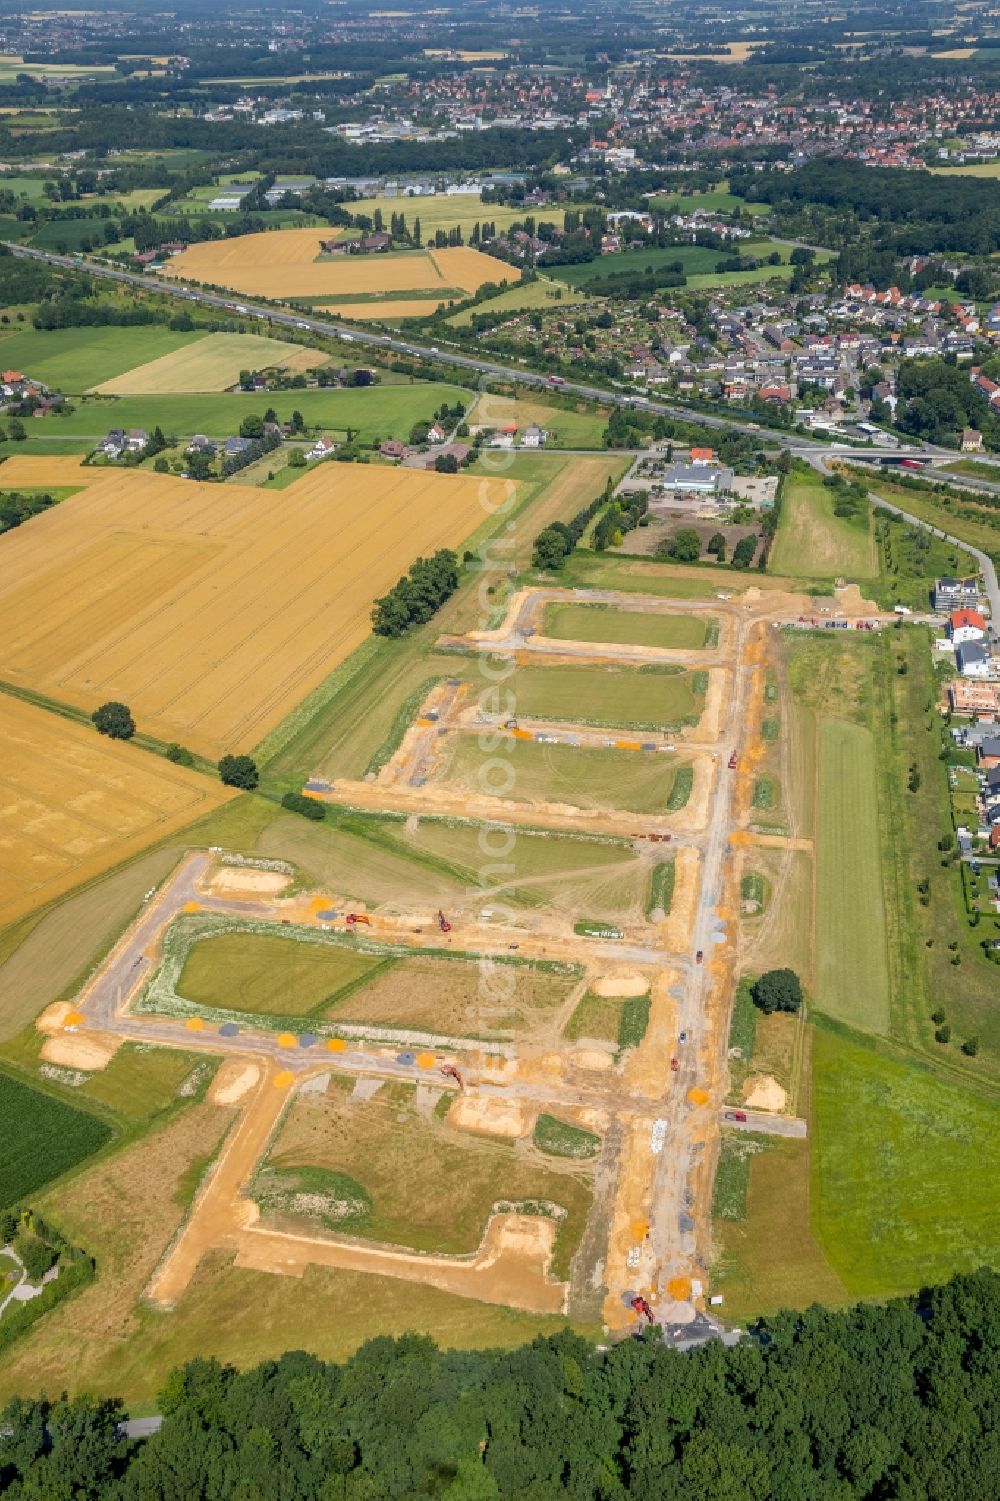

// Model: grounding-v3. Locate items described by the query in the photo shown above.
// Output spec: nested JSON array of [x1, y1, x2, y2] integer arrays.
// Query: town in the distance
[[0, 0, 999, 1494]]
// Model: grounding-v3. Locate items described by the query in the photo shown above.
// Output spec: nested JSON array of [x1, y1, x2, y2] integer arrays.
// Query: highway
[[1, 241, 850, 449]]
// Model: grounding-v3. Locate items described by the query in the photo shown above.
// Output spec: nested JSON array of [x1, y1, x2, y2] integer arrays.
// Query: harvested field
[[325, 952, 575, 1036], [93, 333, 327, 394], [0, 695, 231, 926], [0, 454, 90, 486], [163, 231, 517, 303], [0, 465, 508, 757], [541, 603, 712, 650], [437, 736, 689, 816], [0, 1070, 113, 1207], [259, 1077, 593, 1275], [319, 300, 450, 321]]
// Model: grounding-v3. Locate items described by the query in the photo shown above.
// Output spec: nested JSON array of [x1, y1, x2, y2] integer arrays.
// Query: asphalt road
[[0, 242, 870, 451]]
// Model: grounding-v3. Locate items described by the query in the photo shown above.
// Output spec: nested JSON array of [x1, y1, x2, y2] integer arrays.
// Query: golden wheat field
[[94, 333, 327, 395], [317, 299, 449, 321], [0, 466, 513, 758], [0, 694, 232, 925], [0, 455, 91, 486], [162, 230, 517, 301]]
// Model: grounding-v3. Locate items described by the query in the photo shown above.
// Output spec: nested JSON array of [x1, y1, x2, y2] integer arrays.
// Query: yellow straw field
[[162, 230, 517, 302], [93, 333, 328, 395], [0, 454, 91, 486], [0, 694, 232, 925], [317, 300, 451, 321], [0, 465, 513, 758]]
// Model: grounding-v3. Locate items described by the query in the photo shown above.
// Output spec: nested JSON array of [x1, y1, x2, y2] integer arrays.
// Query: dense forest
[[732, 158, 1000, 256], [1, 1269, 998, 1498]]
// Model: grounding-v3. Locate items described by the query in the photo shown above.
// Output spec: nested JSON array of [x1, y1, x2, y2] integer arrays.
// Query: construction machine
[[345, 913, 371, 927], [631, 1295, 655, 1325], [440, 1063, 464, 1090], [437, 910, 452, 933]]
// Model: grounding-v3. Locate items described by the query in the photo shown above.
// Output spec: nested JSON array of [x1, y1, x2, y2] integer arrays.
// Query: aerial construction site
[[40, 580, 852, 1342]]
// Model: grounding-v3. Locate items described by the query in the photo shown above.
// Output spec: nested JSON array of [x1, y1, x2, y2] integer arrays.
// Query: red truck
[[725, 1110, 748, 1123]]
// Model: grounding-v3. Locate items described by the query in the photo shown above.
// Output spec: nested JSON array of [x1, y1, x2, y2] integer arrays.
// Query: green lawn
[[0, 1071, 113, 1208], [438, 736, 688, 815], [48, 383, 469, 443], [816, 719, 891, 1033], [0, 327, 205, 393], [177, 932, 383, 1016], [541, 603, 711, 649], [81, 1045, 210, 1121], [812, 1025, 1000, 1298], [770, 471, 876, 579], [505, 662, 703, 730]]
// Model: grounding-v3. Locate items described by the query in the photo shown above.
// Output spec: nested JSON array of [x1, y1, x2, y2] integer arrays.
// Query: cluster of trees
[[0, 1208, 93, 1361], [0, 488, 55, 536], [823, 471, 870, 521], [735, 158, 1000, 255], [593, 491, 648, 551], [5, 1269, 1000, 1497], [371, 549, 460, 638], [657, 527, 759, 569], [92, 701, 135, 741], [531, 487, 612, 569], [223, 424, 281, 478], [892, 359, 1000, 450], [751, 967, 804, 1014], [218, 754, 258, 790]]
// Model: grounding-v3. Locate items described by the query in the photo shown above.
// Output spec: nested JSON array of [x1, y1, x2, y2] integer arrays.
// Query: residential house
[[956, 641, 992, 679], [934, 577, 981, 611], [379, 439, 409, 461], [949, 608, 987, 645], [308, 436, 337, 460], [426, 422, 448, 445], [98, 428, 125, 459], [961, 427, 984, 452], [126, 429, 148, 452], [223, 436, 253, 459], [949, 680, 1000, 719], [522, 423, 547, 447], [689, 447, 716, 465], [977, 736, 1000, 769], [187, 434, 218, 456]]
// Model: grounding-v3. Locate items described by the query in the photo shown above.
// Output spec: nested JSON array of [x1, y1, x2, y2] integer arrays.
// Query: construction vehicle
[[725, 1110, 748, 1123], [695, 950, 704, 964], [440, 1063, 464, 1091], [631, 1295, 655, 1325], [728, 751, 738, 770], [345, 913, 371, 927], [670, 1057, 680, 1072], [437, 910, 452, 933]]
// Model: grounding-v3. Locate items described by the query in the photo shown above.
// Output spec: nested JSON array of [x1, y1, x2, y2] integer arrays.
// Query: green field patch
[[564, 991, 623, 1043], [254, 1163, 372, 1233], [573, 919, 624, 939], [46, 382, 469, 445], [712, 1131, 768, 1220], [769, 470, 876, 580], [740, 870, 769, 914], [177, 931, 383, 1017], [540, 603, 712, 650], [816, 720, 890, 1033], [505, 662, 703, 732], [0, 1072, 113, 1208], [618, 994, 651, 1051], [647, 859, 676, 917], [667, 766, 694, 810], [438, 736, 690, 815], [0, 326, 205, 392], [813, 1025, 1000, 1298], [761, 716, 780, 741], [81, 1045, 211, 1121], [533, 1113, 600, 1160], [752, 776, 776, 810]]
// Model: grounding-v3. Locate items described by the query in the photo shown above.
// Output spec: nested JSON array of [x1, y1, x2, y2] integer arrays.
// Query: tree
[[218, 754, 258, 790], [166, 743, 194, 767], [961, 1035, 979, 1056], [288, 447, 307, 468], [935, 1023, 952, 1044], [8, 417, 26, 442], [239, 414, 264, 439], [281, 791, 325, 821], [751, 968, 803, 1015], [435, 452, 459, 474], [666, 527, 702, 562], [92, 701, 135, 740], [731, 534, 757, 568]]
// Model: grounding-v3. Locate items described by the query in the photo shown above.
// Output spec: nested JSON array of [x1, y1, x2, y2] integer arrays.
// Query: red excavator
[[346, 913, 371, 927], [440, 1063, 464, 1091], [437, 910, 452, 932], [631, 1295, 655, 1325]]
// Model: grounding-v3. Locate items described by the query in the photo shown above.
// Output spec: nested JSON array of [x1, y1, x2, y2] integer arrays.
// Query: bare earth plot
[[0, 465, 511, 758], [0, 694, 232, 925], [93, 332, 328, 395]]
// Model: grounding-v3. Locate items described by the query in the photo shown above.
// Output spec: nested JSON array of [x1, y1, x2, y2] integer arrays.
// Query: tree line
[[371, 550, 460, 637], [2, 1269, 1000, 1497]]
